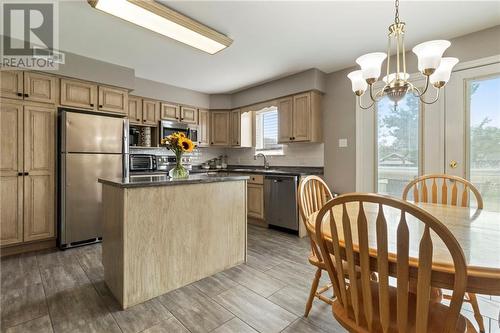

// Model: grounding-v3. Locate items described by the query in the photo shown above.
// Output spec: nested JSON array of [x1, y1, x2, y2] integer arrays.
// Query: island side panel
[[102, 184, 125, 306], [123, 180, 247, 307]]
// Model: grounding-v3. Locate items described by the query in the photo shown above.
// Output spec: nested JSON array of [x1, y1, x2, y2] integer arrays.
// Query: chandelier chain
[[394, 0, 400, 24]]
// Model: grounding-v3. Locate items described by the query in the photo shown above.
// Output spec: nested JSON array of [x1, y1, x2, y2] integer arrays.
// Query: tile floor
[[1, 225, 499, 333]]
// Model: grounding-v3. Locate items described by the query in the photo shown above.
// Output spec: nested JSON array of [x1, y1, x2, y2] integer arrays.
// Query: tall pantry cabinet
[[1, 88, 55, 247]]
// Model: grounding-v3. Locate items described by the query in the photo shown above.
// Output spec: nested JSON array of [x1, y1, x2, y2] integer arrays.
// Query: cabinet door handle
[[24, 93, 29, 97], [136, 118, 141, 121], [24, 172, 29, 176], [90, 103, 94, 107], [17, 92, 23, 97], [99, 105, 103, 108], [17, 172, 23, 176]]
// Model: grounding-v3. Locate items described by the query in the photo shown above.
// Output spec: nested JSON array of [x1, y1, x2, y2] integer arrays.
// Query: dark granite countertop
[[99, 174, 249, 188], [190, 165, 323, 176]]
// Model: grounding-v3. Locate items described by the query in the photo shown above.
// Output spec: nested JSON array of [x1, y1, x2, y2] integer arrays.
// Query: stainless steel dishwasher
[[264, 175, 299, 232]]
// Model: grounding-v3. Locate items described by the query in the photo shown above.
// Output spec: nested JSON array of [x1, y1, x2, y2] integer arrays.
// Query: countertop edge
[[98, 175, 250, 188]]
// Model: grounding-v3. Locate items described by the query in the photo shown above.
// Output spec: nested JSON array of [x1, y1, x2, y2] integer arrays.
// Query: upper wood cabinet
[[142, 99, 160, 126], [128, 96, 143, 125], [198, 109, 210, 147], [210, 110, 231, 146], [0, 100, 24, 245], [23, 104, 55, 241], [160, 102, 179, 121], [0, 71, 23, 99], [98, 86, 128, 114], [231, 109, 252, 147], [278, 91, 322, 143], [0, 99, 55, 246], [1, 71, 56, 104], [60, 78, 97, 110], [180, 106, 198, 124]]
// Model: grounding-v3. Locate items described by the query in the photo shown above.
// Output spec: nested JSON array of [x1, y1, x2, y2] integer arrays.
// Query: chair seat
[[332, 280, 472, 333]]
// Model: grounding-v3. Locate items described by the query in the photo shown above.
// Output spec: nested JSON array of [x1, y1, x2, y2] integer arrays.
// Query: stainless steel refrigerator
[[59, 110, 128, 249]]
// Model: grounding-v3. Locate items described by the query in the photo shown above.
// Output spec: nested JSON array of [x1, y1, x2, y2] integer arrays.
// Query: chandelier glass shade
[[347, 0, 459, 109]]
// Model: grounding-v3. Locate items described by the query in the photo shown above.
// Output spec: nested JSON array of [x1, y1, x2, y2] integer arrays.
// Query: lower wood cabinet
[[0, 99, 55, 246], [247, 174, 264, 220]]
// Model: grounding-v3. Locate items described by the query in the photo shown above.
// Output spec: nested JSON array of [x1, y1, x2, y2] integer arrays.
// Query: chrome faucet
[[254, 153, 270, 169]]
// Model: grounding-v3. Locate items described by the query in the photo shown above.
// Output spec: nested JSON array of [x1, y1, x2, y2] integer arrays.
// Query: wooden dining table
[[307, 202, 500, 296]]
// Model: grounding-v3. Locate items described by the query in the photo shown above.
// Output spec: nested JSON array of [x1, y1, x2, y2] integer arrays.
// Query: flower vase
[[169, 154, 189, 179]]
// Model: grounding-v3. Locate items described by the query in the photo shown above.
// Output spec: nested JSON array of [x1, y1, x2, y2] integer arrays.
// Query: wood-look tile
[[281, 318, 329, 333], [245, 249, 282, 272], [95, 280, 173, 333], [40, 263, 90, 297], [0, 283, 48, 328], [46, 284, 121, 333], [4, 315, 53, 333], [220, 264, 286, 297], [191, 272, 238, 297], [36, 249, 79, 270], [265, 260, 328, 290], [76, 245, 104, 283], [214, 285, 297, 333], [211, 318, 258, 333], [1, 253, 41, 291], [141, 317, 190, 333], [267, 285, 341, 332], [157, 284, 233, 333]]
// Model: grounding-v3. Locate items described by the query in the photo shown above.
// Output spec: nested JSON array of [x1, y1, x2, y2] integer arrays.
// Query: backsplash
[[129, 147, 226, 165], [226, 143, 324, 167], [129, 143, 324, 167]]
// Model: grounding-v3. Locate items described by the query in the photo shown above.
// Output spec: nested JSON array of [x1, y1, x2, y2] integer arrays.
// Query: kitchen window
[[255, 106, 283, 155]]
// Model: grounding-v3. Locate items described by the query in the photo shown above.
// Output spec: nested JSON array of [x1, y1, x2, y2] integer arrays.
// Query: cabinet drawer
[[248, 174, 264, 185]]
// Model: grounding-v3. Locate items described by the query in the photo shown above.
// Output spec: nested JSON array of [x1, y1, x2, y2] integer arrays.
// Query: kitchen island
[[98, 174, 248, 309]]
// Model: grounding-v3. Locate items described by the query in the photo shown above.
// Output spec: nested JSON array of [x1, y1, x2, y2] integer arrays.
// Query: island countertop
[[98, 174, 249, 188]]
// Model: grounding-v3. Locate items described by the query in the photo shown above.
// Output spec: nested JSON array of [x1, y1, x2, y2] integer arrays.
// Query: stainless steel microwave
[[159, 120, 198, 144]]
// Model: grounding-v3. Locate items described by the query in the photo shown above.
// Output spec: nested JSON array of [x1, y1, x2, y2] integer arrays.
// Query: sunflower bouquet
[[160, 132, 196, 179]]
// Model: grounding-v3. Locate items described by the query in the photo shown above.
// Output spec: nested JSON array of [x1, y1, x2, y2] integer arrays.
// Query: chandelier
[[347, 0, 459, 109]]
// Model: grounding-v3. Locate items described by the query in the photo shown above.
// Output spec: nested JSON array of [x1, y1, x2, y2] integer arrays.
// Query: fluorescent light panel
[[89, 0, 232, 54]]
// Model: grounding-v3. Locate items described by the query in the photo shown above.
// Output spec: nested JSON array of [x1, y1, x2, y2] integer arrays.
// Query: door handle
[[449, 160, 458, 169]]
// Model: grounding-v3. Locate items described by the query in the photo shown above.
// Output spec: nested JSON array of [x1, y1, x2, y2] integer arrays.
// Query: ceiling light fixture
[[88, 0, 233, 54], [347, 0, 458, 109]]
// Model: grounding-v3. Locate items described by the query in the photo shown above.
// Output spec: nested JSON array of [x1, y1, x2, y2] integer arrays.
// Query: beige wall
[[231, 68, 327, 108], [323, 25, 500, 193], [133, 77, 210, 108]]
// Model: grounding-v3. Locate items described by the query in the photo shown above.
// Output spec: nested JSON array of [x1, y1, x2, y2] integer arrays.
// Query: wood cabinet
[[0, 100, 24, 245], [278, 91, 322, 143], [98, 86, 128, 114], [128, 96, 143, 125], [278, 97, 293, 143], [180, 106, 198, 124], [0, 99, 55, 246], [231, 109, 253, 147], [143, 99, 160, 126], [198, 109, 210, 147], [210, 110, 231, 146], [22, 104, 55, 241], [60, 78, 97, 110], [160, 102, 179, 121], [247, 174, 264, 220], [1, 71, 56, 104], [0, 70, 23, 99]]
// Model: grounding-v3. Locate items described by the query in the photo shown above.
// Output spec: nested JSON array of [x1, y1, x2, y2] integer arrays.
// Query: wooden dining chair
[[298, 175, 335, 316], [403, 174, 485, 332], [315, 193, 476, 333]]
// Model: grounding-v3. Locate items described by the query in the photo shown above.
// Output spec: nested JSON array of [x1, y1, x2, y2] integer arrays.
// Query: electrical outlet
[[338, 138, 348, 148]]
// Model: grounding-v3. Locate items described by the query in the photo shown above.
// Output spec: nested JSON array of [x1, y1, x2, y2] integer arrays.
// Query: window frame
[[255, 106, 284, 155]]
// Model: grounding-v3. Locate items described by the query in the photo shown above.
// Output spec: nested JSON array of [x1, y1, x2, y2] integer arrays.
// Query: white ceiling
[[58, 1, 500, 94]]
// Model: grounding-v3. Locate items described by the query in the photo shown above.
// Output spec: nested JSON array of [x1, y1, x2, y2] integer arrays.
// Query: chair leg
[[304, 268, 322, 317], [468, 293, 485, 333]]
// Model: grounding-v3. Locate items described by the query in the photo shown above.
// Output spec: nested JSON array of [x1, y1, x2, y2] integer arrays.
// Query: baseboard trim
[[1, 239, 56, 257]]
